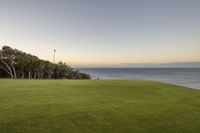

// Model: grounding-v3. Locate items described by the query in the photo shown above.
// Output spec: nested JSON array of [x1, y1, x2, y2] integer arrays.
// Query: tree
[[37, 60, 45, 79], [54, 61, 71, 79], [44, 61, 54, 79], [0, 46, 16, 78], [14, 50, 27, 78]]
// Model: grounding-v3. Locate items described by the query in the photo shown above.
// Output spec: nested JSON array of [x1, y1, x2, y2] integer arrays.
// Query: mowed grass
[[0, 80, 200, 133]]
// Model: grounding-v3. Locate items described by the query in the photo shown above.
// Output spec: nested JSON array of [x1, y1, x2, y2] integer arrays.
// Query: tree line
[[0, 46, 90, 79]]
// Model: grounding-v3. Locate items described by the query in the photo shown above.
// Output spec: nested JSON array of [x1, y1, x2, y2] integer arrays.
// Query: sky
[[0, 0, 200, 66]]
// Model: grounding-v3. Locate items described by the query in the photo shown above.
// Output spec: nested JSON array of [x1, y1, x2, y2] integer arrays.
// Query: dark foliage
[[0, 46, 90, 79]]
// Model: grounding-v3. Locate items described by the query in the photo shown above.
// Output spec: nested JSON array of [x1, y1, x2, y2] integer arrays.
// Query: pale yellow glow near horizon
[[1, 39, 200, 66], [63, 56, 200, 66]]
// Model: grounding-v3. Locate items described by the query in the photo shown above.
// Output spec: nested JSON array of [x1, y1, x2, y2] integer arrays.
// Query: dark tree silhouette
[[0, 46, 90, 79]]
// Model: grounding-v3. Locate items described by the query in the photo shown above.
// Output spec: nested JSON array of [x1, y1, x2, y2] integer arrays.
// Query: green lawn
[[0, 79, 200, 133]]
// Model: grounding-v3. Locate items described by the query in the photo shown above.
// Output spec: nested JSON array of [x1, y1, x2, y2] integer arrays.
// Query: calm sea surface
[[77, 68, 200, 89]]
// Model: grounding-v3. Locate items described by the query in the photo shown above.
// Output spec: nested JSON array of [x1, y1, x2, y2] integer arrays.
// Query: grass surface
[[0, 79, 200, 133]]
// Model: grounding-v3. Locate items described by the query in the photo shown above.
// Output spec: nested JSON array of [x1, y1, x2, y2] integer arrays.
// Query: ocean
[[77, 68, 200, 89]]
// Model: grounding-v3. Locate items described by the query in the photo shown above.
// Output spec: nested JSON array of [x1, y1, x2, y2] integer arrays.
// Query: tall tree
[[14, 50, 27, 78], [0, 46, 16, 78], [44, 61, 54, 79]]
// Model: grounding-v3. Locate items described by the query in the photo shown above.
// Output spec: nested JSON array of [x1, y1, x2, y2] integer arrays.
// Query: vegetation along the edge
[[0, 46, 90, 79]]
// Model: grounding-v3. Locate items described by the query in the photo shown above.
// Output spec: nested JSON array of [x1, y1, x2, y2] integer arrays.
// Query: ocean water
[[77, 68, 200, 89]]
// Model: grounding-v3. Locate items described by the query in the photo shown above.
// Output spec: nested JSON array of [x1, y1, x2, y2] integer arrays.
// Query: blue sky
[[0, 0, 200, 65]]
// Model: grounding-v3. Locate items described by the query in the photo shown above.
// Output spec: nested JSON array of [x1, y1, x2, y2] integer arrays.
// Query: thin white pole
[[53, 49, 56, 63]]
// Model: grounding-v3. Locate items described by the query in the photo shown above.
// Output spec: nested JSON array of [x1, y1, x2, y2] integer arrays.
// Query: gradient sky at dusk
[[0, 0, 200, 65]]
